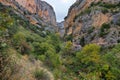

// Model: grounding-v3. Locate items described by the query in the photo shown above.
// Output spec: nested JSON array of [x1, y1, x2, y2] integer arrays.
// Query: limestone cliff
[[57, 21, 65, 37], [0, 0, 57, 31], [64, 0, 120, 48]]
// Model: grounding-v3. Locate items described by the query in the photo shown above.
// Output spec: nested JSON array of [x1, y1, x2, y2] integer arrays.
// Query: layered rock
[[15, 0, 56, 26], [0, 0, 57, 31], [64, 0, 120, 47]]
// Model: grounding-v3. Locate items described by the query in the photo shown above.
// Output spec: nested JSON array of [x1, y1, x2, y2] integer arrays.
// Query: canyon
[[1, 0, 120, 80]]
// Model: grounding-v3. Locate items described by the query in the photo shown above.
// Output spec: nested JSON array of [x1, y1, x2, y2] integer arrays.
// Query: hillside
[[0, 0, 120, 80], [0, 3, 56, 80], [0, 0, 57, 31], [64, 0, 120, 48]]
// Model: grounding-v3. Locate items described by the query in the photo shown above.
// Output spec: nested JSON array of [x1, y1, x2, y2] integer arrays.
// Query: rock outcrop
[[57, 21, 65, 37], [64, 0, 120, 48], [0, 0, 57, 31], [15, 0, 56, 26]]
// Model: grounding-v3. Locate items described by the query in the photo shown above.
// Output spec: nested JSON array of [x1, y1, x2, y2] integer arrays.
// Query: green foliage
[[61, 41, 73, 57], [34, 69, 49, 80], [99, 23, 110, 37], [72, 44, 120, 79], [90, 1, 101, 7], [53, 68, 62, 79], [45, 47, 61, 68], [1, 2, 120, 80], [116, 18, 120, 26], [12, 32, 32, 54], [13, 32, 26, 45], [73, 8, 91, 22], [76, 44, 100, 65], [80, 36, 85, 47], [101, 8, 109, 14], [100, 44, 120, 80], [91, 1, 120, 9], [100, 2, 120, 9], [88, 26, 95, 34], [64, 34, 73, 41], [0, 12, 14, 30]]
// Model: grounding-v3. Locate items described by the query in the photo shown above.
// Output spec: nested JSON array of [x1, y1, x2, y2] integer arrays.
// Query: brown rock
[[0, 0, 57, 30]]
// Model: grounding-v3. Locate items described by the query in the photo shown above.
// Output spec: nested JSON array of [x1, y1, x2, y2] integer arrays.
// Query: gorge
[[0, 0, 120, 80]]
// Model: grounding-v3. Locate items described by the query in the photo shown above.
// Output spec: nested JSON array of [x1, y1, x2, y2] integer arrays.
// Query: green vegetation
[[80, 36, 85, 47], [101, 8, 109, 14], [116, 18, 120, 26], [63, 44, 120, 80], [91, 1, 120, 14], [73, 1, 120, 23], [34, 70, 49, 80], [99, 2, 120, 9], [64, 34, 73, 41], [91, 1, 120, 9], [0, 3, 62, 80], [88, 26, 95, 34], [99, 23, 110, 37], [1, 3, 120, 80], [73, 8, 92, 22]]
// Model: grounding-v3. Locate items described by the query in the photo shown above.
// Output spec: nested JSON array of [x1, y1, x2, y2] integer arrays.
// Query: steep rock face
[[15, 0, 56, 26], [64, 0, 120, 47], [57, 21, 65, 37], [0, 0, 57, 31]]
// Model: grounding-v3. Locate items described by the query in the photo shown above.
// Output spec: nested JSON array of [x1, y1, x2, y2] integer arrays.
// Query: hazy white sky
[[43, 0, 76, 22]]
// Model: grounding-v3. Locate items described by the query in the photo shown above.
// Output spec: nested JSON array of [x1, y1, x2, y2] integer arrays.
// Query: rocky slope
[[1, 52, 54, 80], [0, 0, 57, 31], [0, 3, 56, 80], [64, 0, 120, 48]]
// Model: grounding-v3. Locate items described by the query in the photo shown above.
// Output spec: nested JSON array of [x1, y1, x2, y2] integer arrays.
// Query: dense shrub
[[76, 44, 101, 65], [101, 8, 109, 14], [64, 34, 73, 41], [73, 8, 91, 22], [99, 23, 110, 37], [116, 18, 120, 26], [34, 70, 50, 80], [80, 36, 85, 46]]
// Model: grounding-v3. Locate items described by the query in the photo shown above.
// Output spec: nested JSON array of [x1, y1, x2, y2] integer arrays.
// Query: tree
[[13, 32, 32, 54], [76, 44, 101, 65], [62, 41, 73, 57]]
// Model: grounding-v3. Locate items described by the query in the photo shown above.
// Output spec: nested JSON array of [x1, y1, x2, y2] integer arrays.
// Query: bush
[[12, 32, 32, 54], [99, 23, 110, 37], [88, 26, 95, 34], [80, 36, 85, 46], [76, 44, 101, 65], [13, 32, 26, 45], [73, 8, 91, 21], [34, 70, 49, 80], [45, 49, 61, 68], [100, 3, 120, 9], [116, 18, 120, 26], [65, 34, 73, 41], [101, 8, 109, 14], [62, 41, 73, 57]]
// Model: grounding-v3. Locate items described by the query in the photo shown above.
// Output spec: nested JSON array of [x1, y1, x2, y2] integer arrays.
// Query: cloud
[[61, 0, 68, 3], [43, 0, 76, 22]]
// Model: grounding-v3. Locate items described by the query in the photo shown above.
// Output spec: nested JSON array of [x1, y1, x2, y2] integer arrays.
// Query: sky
[[43, 0, 76, 22]]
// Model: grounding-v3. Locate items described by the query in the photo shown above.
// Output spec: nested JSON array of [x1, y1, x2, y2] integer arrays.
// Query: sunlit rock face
[[15, 0, 56, 26], [64, 0, 120, 47], [0, 0, 56, 27]]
